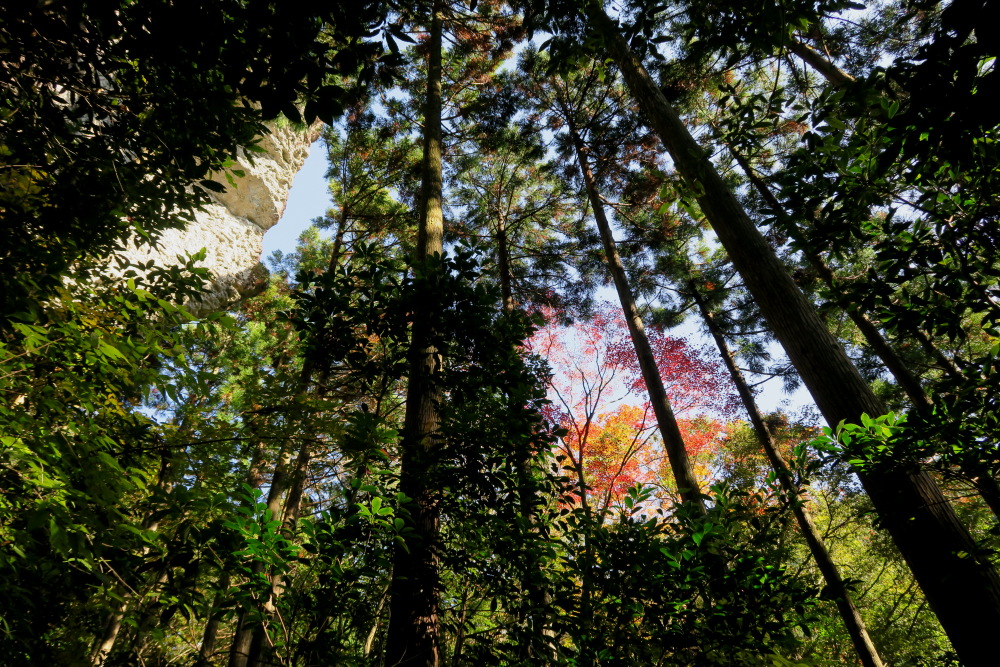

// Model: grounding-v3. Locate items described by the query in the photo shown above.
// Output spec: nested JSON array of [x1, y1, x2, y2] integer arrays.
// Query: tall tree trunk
[[728, 145, 930, 407], [246, 439, 314, 667], [585, 5, 1000, 663], [228, 442, 296, 667], [688, 281, 884, 667], [568, 123, 706, 511], [787, 39, 855, 87], [245, 203, 355, 667], [769, 28, 1000, 527], [497, 211, 514, 314], [384, 2, 445, 665], [196, 572, 231, 667], [496, 179, 515, 314]]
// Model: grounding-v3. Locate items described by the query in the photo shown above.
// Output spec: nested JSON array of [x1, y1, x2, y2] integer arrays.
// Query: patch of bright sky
[[261, 138, 334, 262]]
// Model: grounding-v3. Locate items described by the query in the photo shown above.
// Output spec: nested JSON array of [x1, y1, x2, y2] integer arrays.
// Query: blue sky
[[262, 139, 333, 260]]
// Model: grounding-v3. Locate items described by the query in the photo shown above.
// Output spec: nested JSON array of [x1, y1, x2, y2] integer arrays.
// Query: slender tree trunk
[[493, 190, 555, 653], [451, 585, 470, 667], [910, 326, 964, 380], [497, 209, 514, 314], [196, 572, 231, 667], [772, 30, 1000, 516], [228, 442, 295, 667], [184, 433, 264, 666], [689, 282, 884, 667], [586, 6, 1000, 663], [99, 569, 174, 664], [364, 584, 391, 658], [567, 436, 597, 665], [246, 439, 313, 667], [516, 466, 557, 660], [385, 3, 445, 665], [568, 124, 706, 511], [787, 39, 855, 87], [511, 362, 556, 656], [330, 205, 349, 271], [89, 451, 180, 665], [243, 202, 355, 666], [89, 600, 127, 666], [809, 253, 930, 402]]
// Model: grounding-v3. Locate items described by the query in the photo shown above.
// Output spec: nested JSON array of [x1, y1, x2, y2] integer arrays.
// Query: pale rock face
[[119, 121, 322, 316]]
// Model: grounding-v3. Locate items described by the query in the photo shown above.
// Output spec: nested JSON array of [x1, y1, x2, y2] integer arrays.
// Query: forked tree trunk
[[246, 206, 353, 667], [384, 2, 446, 664], [239, 186, 361, 667], [585, 5, 1000, 663], [689, 282, 884, 667], [568, 123, 706, 512]]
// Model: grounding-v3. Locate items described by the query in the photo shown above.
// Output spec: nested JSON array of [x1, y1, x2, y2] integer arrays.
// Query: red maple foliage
[[528, 304, 737, 512]]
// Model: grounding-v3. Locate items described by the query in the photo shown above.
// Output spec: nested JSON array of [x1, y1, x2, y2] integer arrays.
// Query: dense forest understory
[[2, 0, 999, 665]]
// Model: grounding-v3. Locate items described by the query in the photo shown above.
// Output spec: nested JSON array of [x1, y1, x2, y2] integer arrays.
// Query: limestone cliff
[[120, 121, 322, 316]]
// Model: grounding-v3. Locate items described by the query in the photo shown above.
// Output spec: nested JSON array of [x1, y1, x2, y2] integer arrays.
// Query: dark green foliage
[[536, 483, 815, 666], [0, 0, 395, 316], [0, 257, 219, 662], [768, 1, 1000, 490]]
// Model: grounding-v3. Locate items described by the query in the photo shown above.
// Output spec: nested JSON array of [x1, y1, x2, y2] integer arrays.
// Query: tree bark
[[910, 326, 964, 380], [364, 584, 391, 658], [586, 5, 1000, 663], [787, 39, 855, 88], [569, 123, 706, 511], [228, 442, 295, 667], [245, 437, 314, 667], [497, 207, 515, 314], [89, 599, 127, 666], [384, 3, 445, 665], [196, 572, 230, 667], [729, 146, 931, 408], [189, 430, 268, 666], [89, 449, 181, 665], [689, 281, 884, 667]]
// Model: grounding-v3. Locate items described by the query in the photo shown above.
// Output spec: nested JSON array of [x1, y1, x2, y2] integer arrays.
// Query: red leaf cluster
[[527, 303, 738, 511]]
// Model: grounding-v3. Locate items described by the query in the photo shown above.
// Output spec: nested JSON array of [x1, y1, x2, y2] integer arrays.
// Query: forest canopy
[[1, 0, 998, 665]]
